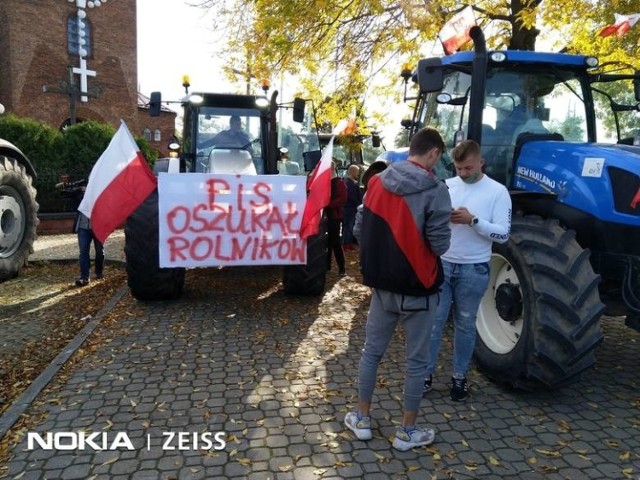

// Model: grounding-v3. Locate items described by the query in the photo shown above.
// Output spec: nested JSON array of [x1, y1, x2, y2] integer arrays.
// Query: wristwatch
[[469, 216, 479, 226]]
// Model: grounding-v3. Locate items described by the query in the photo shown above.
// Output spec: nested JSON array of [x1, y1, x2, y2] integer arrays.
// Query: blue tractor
[[408, 27, 640, 390]]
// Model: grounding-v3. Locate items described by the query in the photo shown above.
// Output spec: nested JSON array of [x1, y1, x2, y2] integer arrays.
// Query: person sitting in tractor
[[212, 115, 254, 155], [198, 115, 255, 154]]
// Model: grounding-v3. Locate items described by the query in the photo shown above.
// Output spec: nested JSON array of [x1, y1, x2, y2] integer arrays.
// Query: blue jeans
[[426, 260, 490, 379], [358, 288, 439, 412], [78, 228, 104, 280]]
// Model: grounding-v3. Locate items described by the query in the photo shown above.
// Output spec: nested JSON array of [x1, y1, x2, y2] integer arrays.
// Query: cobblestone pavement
[[30, 231, 126, 264], [1, 233, 639, 479]]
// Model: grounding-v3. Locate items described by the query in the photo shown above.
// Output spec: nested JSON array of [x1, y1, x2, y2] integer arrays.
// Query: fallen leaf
[[100, 457, 119, 467], [535, 448, 561, 457]]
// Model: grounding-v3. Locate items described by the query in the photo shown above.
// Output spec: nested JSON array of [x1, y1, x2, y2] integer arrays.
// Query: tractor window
[[277, 100, 320, 175], [418, 71, 471, 149], [486, 68, 587, 145], [592, 78, 640, 143], [195, 108, 264, 174], [483, 68, 588, 184]]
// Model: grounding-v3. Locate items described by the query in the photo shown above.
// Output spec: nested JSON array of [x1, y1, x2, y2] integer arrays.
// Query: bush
[[0, 114, 66, 212], [59, 121, 116, 179], [133, 135, 159, 166], [0, 114, 63, 173], [0, 116, 160, 212]]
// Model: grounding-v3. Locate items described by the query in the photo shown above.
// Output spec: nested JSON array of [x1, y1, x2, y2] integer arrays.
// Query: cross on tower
[[67, 0, 109, 102]]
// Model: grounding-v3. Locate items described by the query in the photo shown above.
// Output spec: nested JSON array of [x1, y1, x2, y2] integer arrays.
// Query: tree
[[192, 0, 640, 128]]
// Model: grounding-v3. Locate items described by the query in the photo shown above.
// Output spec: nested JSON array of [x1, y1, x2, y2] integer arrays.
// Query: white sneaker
[[392, 425, 435, 451], [344, 412, 372, 440]]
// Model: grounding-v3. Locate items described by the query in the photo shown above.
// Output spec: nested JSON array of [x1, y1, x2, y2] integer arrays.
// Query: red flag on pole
[[78, 121, 157, 243], [299, 119, 353, 239], [299, 138, 335, 239], [438, 6, 477, 55], [599, 13, 640, 37]]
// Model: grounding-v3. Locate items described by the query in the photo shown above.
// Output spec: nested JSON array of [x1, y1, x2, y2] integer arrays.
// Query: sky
[[135, 0, 408, 143], [136, 0, 236, 112]]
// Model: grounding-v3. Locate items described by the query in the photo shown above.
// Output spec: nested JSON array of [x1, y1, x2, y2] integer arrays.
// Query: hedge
[[0, 114, 159, 213]]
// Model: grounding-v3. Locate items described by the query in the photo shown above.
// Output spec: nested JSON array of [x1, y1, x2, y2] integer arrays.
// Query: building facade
[[0, 0, 175, 156]]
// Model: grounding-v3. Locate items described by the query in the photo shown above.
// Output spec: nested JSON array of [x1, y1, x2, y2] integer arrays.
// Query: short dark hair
[[409, 127, 445, 157], [451, 139, 481, 163]]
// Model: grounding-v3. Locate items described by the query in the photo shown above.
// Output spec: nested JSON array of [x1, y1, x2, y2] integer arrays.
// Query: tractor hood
[[514, 141, 640, 225]]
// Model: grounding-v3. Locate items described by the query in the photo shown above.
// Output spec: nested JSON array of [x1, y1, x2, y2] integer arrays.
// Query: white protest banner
[[158, 173, 307, 268]]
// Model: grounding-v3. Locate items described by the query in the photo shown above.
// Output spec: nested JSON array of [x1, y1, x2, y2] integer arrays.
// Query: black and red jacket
[[355, 161, 452, 296]]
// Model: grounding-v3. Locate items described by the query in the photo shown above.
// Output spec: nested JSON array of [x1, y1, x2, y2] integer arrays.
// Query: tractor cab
[[412, 48, 640, 188], [150, 91, 320, 177]]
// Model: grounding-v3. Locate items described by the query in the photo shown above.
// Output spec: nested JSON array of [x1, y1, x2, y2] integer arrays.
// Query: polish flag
[[299, 138, 335, 239], [599, 13, 640, 37], [299, 120, 351, 239], [438, 6, 476, 55], [78, 121, 157, 243]]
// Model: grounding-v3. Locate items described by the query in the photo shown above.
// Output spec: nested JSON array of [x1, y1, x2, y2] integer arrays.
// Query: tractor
[[0, 103, 39, 281], [124, 90, 328, 301], [407, 27, 640, 390]]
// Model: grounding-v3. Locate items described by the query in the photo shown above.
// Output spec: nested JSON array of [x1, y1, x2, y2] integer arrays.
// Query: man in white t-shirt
[[424, 139, 512, 401]]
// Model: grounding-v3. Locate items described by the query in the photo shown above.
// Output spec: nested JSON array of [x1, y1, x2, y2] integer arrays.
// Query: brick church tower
[[0, 0, 175, 155]]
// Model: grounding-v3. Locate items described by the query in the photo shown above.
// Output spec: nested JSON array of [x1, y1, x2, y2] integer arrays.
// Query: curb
[[0, 284, 129, 440]]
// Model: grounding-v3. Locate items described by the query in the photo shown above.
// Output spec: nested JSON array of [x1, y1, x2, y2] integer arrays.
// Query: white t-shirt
[[442, 174, 512, 264]]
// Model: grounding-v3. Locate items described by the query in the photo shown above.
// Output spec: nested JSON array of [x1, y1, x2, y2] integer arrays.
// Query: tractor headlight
[[585, 57, 599, 68], [489, 52, 507, 63]]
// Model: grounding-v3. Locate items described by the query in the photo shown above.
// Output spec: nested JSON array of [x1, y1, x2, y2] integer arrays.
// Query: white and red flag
[[299, 119, 353, 239], [438, 6, 476, 55], [79, 121, 157, 243], [599, 13, 640, 37]]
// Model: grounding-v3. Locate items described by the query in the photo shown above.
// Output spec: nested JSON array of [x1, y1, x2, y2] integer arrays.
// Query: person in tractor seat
[[203, 115, 255, 156]]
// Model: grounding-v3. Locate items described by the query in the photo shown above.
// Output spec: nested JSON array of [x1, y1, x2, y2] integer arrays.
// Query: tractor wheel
[[282, 217, 328, 295], [124, 189, 185, 301], [0, 155, 39, 282], [474, 215, 605, 390]]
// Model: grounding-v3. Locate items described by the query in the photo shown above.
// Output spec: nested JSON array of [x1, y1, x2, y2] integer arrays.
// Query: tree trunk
[[507, 0, 541, 51]]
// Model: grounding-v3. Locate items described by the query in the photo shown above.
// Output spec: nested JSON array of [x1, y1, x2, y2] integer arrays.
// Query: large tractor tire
[[0, 155, 39, 282], [125, 189, 185, 301], [474, 215, 605, 390], [282, 217, 328, 295]]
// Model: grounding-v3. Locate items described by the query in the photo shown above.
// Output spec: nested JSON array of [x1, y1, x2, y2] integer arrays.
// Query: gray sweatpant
[[358, 288, 439, 412]]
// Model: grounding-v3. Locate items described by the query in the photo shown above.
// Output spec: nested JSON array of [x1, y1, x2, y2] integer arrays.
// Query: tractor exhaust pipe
[[467, 26, 487, 144]]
